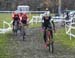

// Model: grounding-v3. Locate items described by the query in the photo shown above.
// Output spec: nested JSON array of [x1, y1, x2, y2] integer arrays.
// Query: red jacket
[[22, 14, 28, 20]]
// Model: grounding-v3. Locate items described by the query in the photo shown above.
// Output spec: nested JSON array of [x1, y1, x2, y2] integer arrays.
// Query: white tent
[[17, 5, 29, 11]]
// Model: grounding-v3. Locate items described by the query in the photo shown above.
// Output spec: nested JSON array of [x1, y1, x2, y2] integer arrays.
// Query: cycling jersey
[[12, 14, 20, 25], [21, 13, 28, 24], [42, 16, 52, 29], [42, 16, 55, 43]]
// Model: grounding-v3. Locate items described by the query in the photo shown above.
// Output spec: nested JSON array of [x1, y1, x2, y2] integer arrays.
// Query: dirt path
[[6, 28, 75, 58]]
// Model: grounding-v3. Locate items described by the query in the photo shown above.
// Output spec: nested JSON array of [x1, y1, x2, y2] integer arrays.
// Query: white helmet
[[44, 11, 50, 16]]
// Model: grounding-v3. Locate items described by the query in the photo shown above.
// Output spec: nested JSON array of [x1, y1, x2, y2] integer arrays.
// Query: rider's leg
[[44, 29, 48, 48], [48, 25, 53, 39], [50, 30, 54, 53], [43, 29, 46, 43], [50, 30, 53, 39], [12, 20, 15, 31]]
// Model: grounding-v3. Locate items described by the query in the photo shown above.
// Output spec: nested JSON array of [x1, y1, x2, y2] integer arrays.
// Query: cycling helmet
[[44, 11, 50, 16], [14, 14, 19, 18]]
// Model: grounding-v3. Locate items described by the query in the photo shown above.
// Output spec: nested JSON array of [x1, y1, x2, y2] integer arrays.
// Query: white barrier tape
[[0, 27, 12, 34], [0, 20, 12, 34], [66, 28, 71, 34], [65, 17, 75, 40]]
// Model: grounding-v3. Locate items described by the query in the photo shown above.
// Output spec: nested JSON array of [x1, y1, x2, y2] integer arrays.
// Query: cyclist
[[65, 11, 70, 25], [42, 12, 55, 48], [65, 12, 69, 20], [21, 13, 29, 26], [12, 13, 20, 31]]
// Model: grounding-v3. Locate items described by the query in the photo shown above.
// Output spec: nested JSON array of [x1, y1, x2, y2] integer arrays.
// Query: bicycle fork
[[47, 31, 54, 53]]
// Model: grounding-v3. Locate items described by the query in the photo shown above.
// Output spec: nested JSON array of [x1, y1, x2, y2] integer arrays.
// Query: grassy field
[[0, 13, 12, 28], [0, 33, 11, 58], [0, 13, 75, 58], [54, 29, 75, 48]]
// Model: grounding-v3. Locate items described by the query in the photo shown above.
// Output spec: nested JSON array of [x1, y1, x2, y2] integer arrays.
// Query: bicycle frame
[[45, 28, 54, 53], [21, 24, 27, 41], [13, 21, 19, 35], [46, 29, 51, 44]]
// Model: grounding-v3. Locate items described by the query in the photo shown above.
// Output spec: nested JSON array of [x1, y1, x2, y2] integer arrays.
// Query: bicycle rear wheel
[[48, 41, 54, 53], [49, 43, 50, 52], [22, 25, 26, 41], [47, 31, 54, 53], [13, 26, 18, 36], [23, 31, 26, 41], [50, 41, 54, 53]]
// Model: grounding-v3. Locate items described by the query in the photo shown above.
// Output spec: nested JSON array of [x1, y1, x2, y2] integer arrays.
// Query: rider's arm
[[52, 20, 55, 32], [26, 15, 29, 25], [42, 17, 44, 28], [49, 16, 55, 31]]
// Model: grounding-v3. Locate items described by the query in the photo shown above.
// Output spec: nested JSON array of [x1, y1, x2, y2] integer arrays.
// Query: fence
[[0, 11, 75, 40], [0, 11, 47, 33], [65, 17, 75, 40]]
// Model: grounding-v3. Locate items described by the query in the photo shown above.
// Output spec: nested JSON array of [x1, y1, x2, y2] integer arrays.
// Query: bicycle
[[21, 24, 27, 41], [13, 20, 21, 36], [45, 28, 54, 53]]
